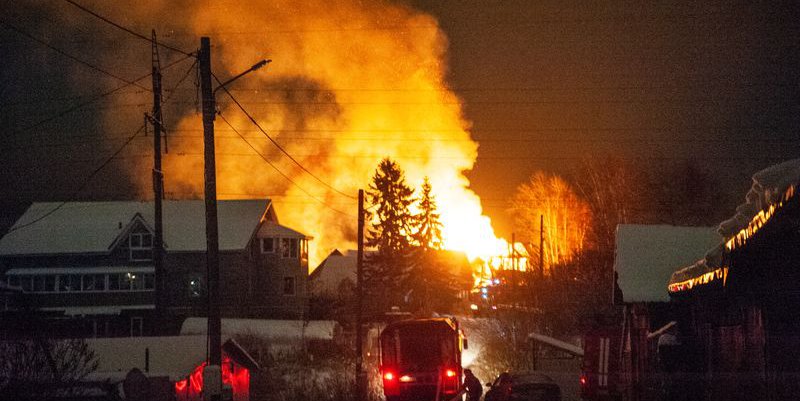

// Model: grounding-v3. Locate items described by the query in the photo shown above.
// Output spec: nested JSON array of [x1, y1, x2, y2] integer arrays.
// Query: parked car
[[484, 372, 561, 401]]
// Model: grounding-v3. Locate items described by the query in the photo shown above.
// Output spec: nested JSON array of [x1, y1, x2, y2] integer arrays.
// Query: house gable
[[107, 213, 156, 262]]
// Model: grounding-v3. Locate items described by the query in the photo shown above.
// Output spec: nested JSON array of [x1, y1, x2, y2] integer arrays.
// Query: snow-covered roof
[[309, 249, 357, 296], [179, 318, 339, 341], [87, 336, 256, 381], [614, 224, 722, 302], [256, 221, 309, 239], [669, 159, 800, 295], [40, 305, 154, 316], [0, 200, 271, 256], [527, 332, 583, 356]]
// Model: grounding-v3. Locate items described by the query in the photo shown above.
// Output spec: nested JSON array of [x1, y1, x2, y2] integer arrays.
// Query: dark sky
[[410, 0, 800, 232], [1, 1, 799, 237]]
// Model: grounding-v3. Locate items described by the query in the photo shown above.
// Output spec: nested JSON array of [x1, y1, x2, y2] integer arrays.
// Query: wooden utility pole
[[355, 189, 365, 401], [199, 37, 222, 371], [539, 215, 544, 281], [150, 30, 166, 319]]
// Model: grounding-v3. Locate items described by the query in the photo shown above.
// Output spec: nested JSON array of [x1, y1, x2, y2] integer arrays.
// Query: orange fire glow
[[87, 0, 512, 267]]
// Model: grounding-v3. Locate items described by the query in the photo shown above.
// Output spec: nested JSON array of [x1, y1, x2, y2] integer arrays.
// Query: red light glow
[[445, 369, 457, 378], [384, 372, 395, 381], [174, 379, 188, 392], [580, 375, 587, 386]]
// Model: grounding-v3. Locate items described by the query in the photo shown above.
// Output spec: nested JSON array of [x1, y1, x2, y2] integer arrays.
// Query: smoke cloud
[[33, 0, 506, 267]]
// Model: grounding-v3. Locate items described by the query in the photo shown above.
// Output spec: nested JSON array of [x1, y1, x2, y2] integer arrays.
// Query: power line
[[4, 82, 792, 106], [3, 54, 193, 150], [217, 111, 355, 217], [6, 124, 144, 233], [0, 20, 151, 92], [63, 0, 194, 57], [214, 75, 357, 200]]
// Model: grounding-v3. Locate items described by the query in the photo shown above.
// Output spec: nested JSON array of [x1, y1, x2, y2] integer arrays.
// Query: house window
[[108, 274, 122, 291], [300, 239, 308, 262], [130, 317, 143, 337], [260, 238, 275, 253], [32, 276, 56, 293], [127, 273, 145, 291], [82, 274, 106, 291], [281, 238, 298, 258], [6, 275, 18, 288], [57, 275, 69, 292], [188, 275, 205, 298], [20, 276, 32, 292], [129, 232, 153, 261], [57, 275, 81, 292], [283, 276, 296, 296], [144, 274, 155, 290]]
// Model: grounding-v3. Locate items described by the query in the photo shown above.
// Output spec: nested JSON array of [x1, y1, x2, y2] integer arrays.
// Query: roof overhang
[[5, 266, 154, 275]]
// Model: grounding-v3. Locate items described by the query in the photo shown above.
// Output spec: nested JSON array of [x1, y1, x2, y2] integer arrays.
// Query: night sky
[[1, 1, 799, 238], [412, 0, 800, 233]]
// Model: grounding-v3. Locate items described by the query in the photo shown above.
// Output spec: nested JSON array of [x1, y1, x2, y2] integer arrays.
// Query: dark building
[[0, 199, 311, 337], [667, 159, 800, 401]]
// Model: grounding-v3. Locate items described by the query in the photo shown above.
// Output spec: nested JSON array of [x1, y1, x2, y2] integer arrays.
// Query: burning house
[[0, 199, 311, 337]]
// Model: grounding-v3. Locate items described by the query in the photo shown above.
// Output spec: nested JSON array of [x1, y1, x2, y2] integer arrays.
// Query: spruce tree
[[365, 158, 415, 312], [412, 177, 444, 251], [408, 177, 461, 313]]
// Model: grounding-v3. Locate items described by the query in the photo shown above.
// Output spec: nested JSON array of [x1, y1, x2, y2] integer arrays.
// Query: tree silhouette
[[411, 177, 443, 251], [509, 171, 592, 273], [364, 158, 415, 313]]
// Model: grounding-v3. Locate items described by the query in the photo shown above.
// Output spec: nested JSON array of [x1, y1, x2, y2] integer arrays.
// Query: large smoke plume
[[44, 0, 505, 267]]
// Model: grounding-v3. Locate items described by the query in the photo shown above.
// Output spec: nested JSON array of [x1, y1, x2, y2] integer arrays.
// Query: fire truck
[[580, 326, 623, 401], [379, 318, 467, 401]]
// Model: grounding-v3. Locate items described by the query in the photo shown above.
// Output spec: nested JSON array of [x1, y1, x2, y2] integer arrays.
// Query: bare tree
[[509, 171, 592, 273], [0, 338, 99, 398]]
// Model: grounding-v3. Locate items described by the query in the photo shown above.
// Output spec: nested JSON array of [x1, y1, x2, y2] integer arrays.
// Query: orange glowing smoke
[[82, 0, 510, 267]]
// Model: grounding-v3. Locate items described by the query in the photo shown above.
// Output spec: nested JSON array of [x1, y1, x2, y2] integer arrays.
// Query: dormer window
[[281, 238, 298, 258], [129, 232, 153, 261], [260, 238, 275, 254]]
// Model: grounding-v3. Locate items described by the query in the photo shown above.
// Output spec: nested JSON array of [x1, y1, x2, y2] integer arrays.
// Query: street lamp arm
[[213, 59, 271, 95]]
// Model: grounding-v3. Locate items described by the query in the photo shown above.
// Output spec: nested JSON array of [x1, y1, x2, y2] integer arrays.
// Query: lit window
[[129, 232, 153, 261], [127, 273, 144, 291], [283, 276, 296, 296], [188, 274, 205, 298], [260, 238, 275, 254]]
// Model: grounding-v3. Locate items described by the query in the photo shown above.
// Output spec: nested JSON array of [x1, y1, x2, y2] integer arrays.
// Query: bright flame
[[76, 0, 513, 268]]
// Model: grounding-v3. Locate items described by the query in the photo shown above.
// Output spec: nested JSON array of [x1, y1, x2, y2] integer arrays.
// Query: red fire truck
[[580, 326, 623, 401], [379, 318, 467, 401]]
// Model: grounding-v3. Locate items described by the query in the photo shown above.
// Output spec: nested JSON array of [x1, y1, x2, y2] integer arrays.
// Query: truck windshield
[[382, 325, 455, 371]]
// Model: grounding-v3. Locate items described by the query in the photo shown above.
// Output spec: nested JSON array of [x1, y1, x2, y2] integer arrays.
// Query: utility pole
[[511, 232, 517, 305], [199, 37, 222, 401], [198, 38, 268, 401], [539, 215, 544, 281], [150, 30, 166, 321], [355, 189, 365, 401]]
